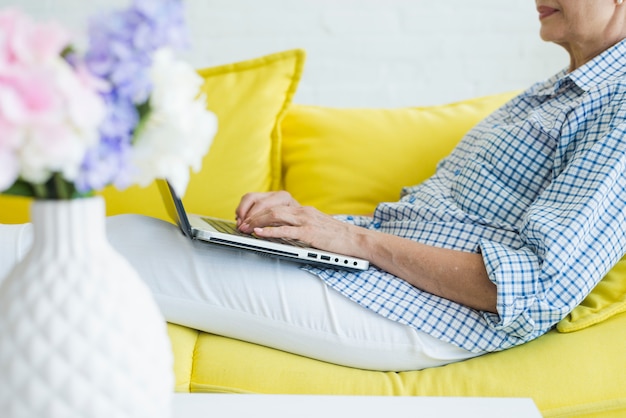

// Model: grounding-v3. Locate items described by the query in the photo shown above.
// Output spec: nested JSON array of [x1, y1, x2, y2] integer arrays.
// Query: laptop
[[157, 180, 370, 271]]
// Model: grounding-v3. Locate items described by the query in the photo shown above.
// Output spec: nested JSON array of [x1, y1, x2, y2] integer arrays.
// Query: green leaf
[[132, 100, 152, 143], [1, 175, 94, 200], [3, 180, 35, 198], [60, 45, 75, 58]]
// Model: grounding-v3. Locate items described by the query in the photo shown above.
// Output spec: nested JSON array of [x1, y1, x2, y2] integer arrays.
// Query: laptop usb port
[[320, 255, 331, 261], [307, 253, 317, 259]]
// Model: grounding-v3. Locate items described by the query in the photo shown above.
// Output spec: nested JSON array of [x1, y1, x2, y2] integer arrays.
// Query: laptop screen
[[157, 179, 194, 239]]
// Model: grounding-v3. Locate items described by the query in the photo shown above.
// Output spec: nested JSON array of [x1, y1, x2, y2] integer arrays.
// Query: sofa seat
[[167, 310, 626, 417]]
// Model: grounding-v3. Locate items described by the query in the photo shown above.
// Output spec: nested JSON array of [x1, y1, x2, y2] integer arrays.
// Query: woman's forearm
[[353, 228, 497, 313]]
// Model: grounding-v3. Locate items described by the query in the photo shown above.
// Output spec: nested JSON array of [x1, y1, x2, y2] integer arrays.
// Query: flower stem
[[53, 173, 70, 199], [32, 183, 48, 199]]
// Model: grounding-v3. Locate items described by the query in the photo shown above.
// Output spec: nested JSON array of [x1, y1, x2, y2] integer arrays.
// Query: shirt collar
[[566, 38, 626, 91], [531, 38, 626, 97]]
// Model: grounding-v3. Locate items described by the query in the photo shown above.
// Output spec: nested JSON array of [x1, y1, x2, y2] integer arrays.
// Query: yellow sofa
[[2, 50, 626, 417]]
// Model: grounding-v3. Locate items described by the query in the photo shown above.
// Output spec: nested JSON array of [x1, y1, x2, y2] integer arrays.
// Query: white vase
[[0, 197, 173, 418]]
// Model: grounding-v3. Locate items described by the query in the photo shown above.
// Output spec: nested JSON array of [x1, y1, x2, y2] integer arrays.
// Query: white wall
[[4, 0, 569, 107]]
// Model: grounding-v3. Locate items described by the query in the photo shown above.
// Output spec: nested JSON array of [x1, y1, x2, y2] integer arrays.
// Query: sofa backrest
[[0, 91, 515, 224], [280, 92, 516, 215]]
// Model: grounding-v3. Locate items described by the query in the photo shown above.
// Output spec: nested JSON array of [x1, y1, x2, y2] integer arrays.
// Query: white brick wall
[[4, 0, 569, 107]]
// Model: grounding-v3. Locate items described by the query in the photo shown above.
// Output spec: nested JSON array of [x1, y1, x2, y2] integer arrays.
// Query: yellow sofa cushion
[[281, 92, 517, 215], [0, 196, 28, 224], [166, 323, 200, 393], [168, 311, 626, 417], [0, 49, 305, 224]]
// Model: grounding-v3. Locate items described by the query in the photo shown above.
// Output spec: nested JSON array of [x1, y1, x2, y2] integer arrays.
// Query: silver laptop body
[[158, 180, 369, 271]]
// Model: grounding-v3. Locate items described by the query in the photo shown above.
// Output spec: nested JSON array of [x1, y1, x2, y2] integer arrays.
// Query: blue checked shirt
[[305, 39, 626, 353]]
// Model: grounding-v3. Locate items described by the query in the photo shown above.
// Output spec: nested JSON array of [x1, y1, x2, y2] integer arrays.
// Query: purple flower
[[76, 0, 189, 193], [133, 0, 189, 51], [100, 93, 139, 139], [75, 138, 134, 192]]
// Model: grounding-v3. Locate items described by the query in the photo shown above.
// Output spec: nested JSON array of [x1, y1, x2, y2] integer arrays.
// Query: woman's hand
[[235, 191, 364, 256], [236, 191, 301, 228]]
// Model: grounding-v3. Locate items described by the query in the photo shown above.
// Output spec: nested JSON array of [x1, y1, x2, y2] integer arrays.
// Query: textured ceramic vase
[[0, 197, 173, 418]]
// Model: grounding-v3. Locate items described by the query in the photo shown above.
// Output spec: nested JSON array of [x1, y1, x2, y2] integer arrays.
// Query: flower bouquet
[[0, 0, 216, 200], [0, 2, 216, 417]]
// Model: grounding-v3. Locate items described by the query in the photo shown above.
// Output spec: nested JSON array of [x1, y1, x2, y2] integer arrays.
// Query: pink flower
[[0, 70, 62, 124], [0, 9, 69, 69], [0, 9, 105, 193]]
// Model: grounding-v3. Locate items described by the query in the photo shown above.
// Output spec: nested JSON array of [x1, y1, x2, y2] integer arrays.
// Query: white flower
[[131, 48, 217, 197]]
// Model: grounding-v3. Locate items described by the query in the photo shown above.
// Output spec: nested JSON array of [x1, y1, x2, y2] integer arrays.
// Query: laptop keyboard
[[201, 217, 308, 247], [202, 217, 247, 235]]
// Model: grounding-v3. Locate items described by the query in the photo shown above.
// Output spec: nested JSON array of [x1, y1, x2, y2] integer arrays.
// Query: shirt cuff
[[478, 238, 541, 338]]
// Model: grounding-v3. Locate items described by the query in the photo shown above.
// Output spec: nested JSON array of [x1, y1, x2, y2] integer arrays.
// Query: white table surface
[[172, 394, 542, 418]]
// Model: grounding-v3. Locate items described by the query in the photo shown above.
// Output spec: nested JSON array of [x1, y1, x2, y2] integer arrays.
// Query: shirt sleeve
[[479, 113, 626, 339]]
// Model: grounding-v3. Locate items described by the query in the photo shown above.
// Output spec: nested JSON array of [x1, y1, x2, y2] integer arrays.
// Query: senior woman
[[2, 0, 626, 371]]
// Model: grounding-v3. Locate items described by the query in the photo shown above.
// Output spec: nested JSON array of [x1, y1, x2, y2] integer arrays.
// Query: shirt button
[[454, 169, 461, 176]]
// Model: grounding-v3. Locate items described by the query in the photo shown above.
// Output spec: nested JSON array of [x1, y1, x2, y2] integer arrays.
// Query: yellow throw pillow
[[280, 92, 517, 215], [557, 255, 626, 332], [100, 49, 305, 221]]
